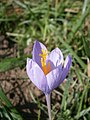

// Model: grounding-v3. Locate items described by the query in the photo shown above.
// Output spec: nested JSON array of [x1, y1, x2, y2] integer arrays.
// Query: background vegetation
[[0, 0, 90, 120]]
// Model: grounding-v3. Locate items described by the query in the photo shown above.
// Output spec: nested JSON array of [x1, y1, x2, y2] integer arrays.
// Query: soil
[[0, 35, 43, 120]]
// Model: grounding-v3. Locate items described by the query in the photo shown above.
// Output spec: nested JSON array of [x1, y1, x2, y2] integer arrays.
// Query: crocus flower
[[26, 40, 72, 120]]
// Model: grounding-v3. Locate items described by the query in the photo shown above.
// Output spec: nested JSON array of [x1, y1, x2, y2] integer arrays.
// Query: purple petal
[[32, 40, 47, 67], [47, 48, 63, 70], [46, 66, 62, 91], [26, 58, 50, 93], [60, 55, 72, 81]]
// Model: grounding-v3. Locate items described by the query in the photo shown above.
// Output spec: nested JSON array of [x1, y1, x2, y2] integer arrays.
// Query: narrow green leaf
[[77, 84, 89, 114], [83, 38, 90, 59], [57, 36, 87, 69], [68, 6, 90, 42], [0, 57, 26, 72], [75, 107, 90, 119], [61, 77, 71, 110], [0, 88, 23, 120]]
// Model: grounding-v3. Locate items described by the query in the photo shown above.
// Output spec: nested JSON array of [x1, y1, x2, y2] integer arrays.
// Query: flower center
[[39, 49, 51, 75]]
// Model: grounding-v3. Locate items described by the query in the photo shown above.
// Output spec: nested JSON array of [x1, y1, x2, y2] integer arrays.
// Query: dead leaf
[[87, 58, 90, 77]]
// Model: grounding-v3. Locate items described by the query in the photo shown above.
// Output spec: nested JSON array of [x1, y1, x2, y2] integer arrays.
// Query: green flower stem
[[45, 93, 52, 120]]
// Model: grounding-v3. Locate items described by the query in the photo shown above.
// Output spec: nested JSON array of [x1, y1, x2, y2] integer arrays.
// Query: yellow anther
[[39, 49, 51, 75], [39, 49, 48, 66]]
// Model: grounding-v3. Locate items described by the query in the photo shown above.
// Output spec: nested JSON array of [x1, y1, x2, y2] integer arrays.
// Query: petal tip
[[68, 55, 72, 64], [65, 55, 72, 69], [34, 40, 40, 46], [27, 58, 31, 63]]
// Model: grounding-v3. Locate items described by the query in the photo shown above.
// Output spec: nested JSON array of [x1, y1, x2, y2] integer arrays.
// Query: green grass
[[0, 0, 90, 120]]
